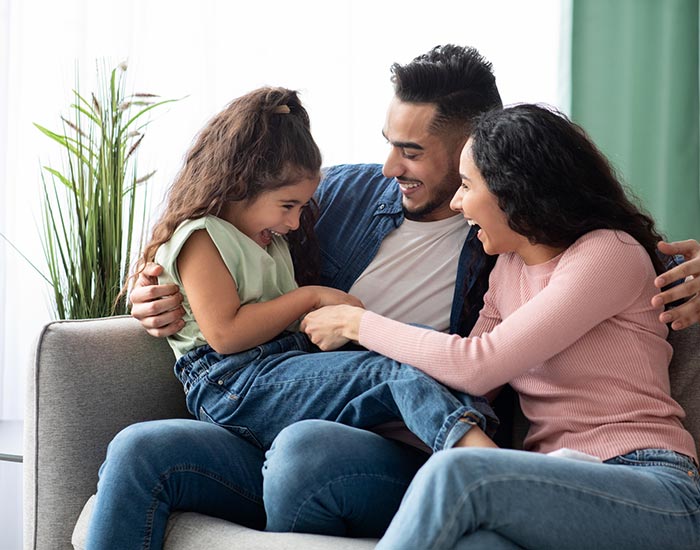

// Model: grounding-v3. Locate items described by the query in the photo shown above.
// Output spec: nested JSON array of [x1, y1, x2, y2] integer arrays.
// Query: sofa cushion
[[72, 496, 377, 550]]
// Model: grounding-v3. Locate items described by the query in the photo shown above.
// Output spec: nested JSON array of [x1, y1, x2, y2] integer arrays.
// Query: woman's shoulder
[[561, 229, 655, 282], [568, 229, 647, 259]]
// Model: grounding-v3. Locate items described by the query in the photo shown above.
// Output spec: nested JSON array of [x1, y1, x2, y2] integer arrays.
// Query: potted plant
[[31, 61, 177, 319]]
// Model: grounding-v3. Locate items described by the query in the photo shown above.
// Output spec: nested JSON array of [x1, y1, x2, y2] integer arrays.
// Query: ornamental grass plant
[[32, 61, 177, 319]]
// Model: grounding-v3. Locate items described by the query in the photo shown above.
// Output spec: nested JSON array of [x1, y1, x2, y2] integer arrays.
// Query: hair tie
[[273, 105, 291, 114]]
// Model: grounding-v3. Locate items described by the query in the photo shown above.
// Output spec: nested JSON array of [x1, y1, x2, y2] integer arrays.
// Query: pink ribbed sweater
[[359, 230, 697, 461]]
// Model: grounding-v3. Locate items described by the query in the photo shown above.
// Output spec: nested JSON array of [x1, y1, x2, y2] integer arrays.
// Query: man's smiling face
[[381, 97, 463, 222]]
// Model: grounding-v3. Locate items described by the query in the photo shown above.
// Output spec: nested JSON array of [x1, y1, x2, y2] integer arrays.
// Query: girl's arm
[[303, 231, 663, 396], [179, 229, 361, 354]]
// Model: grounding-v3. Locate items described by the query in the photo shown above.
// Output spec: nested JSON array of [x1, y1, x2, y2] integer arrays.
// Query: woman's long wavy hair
[[469, 103, 668, 274], [135, 87, 322, 287]]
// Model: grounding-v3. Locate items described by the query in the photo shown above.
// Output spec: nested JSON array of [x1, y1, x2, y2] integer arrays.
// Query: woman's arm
[[304, 231, 661, 396], [179, 229, 361, 354]]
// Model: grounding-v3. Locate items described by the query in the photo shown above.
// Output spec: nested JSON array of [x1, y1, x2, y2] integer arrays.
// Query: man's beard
[[402, 169, 460, 221]]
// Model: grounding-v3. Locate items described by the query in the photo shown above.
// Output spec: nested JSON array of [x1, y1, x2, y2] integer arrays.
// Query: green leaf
[[119, 97, 183, 138], [32, 61, 178, 319]]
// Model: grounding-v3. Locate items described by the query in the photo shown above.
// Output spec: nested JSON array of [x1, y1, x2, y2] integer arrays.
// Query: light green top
[[155, 216, 299, 359]]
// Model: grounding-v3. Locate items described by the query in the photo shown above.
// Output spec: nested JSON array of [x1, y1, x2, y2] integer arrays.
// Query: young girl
[[301, 104, 700, 549], [134, 86, 497, 453]]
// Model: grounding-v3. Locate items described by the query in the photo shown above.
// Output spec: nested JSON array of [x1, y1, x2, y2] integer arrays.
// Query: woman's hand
[[653, 239, 700, 330], [301, 304, 366, 350]]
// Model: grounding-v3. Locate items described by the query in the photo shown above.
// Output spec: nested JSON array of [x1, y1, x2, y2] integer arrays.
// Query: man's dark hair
[[390, 44, 503, 137]]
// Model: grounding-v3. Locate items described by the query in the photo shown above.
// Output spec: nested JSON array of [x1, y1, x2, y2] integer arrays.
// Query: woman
[[301, 103, 700, 549]]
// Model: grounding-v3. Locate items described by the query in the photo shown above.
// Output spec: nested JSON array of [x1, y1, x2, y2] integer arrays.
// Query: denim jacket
[[314, 163, 484, 337]]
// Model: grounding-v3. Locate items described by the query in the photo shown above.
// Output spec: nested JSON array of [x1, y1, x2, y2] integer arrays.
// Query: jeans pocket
[[197, 404, 264, 450], [205, 347, 265, 386], [614, 449, 698, 476]]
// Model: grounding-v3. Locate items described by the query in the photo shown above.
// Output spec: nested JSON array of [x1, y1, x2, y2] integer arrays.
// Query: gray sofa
[[24, 316, 700, 550]]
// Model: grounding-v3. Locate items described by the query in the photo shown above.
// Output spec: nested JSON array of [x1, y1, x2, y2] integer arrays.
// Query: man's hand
[[652, 239, 700, 330], [130, 263, 186, 337]]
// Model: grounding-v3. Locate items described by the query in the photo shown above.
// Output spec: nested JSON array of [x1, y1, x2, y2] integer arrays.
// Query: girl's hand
[[305, 286, 365, 309], [301, 305, 365, 350], [653, 239, 700, 330]]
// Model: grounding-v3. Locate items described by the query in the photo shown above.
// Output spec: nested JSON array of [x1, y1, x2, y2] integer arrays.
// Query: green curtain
[[571, 0, 700, 242]]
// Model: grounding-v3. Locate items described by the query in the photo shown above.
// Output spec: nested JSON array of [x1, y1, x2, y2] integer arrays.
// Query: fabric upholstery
[[24, 316, 700, 549], [72, 496, 375, 550], [668, 323, 700, 456], [24, 317, 189, 550]]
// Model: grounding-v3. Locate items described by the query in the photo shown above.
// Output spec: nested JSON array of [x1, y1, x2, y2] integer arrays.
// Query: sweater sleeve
[[358, 230, 662, 396]]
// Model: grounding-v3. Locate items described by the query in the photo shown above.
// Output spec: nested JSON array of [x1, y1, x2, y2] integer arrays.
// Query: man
[[121, 45, 700, 541]]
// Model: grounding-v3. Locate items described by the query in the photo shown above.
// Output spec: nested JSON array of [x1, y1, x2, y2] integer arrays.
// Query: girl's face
[[450, 140, 527, 258], [227, 174, 320, 248]]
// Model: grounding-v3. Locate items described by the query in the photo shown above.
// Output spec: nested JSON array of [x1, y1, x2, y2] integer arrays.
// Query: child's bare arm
[[178, 230, 361, 354]]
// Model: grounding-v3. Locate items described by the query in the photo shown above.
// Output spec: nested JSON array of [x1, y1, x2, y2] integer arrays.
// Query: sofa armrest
[[24, 316, 190, 550], [668, 323, 700, 458]]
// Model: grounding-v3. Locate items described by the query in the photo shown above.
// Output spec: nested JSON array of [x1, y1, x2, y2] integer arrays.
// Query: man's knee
[[265, 420, 361, 497], [103, 419, 199, 478], [264, 420, 332, 480]]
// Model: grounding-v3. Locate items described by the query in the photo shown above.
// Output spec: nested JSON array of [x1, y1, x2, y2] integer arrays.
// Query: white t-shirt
[[349, 214, 469, 332], [349, 214, 470, 454]]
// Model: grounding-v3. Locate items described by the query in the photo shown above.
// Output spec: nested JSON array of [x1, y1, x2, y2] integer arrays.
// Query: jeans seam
[[431, 473, 700, 550], [137, 464, 264, 547], [289, 473, 411, 532], [142, 499, 158, 550], [615, 457, 698, 475], [157, 463, 264, 505], [248, 370, 382, 390]]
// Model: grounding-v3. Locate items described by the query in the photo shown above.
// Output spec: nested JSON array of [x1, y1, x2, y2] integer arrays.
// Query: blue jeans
[[175, 332, 498, 452], [263, 419, 429, 537], [85, 419, 267, 550], [376, 447, 700, 550], [86, 337, 496, 550]]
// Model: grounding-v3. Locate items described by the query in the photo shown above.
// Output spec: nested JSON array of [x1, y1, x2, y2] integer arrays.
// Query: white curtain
[[0, 0, 570, 420]]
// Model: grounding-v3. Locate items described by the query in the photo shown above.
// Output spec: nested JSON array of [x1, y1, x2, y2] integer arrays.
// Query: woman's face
[[450, 140, 525, 257]]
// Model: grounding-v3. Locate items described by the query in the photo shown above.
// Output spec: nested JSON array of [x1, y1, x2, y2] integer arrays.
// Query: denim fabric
[[263, 420, 429, 537], [377, 447, 700, 550], [175, 333, 498, 452], [87, 164, 493, 549], [315, 164, 483, 336], [85, 419, 267, 550]]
